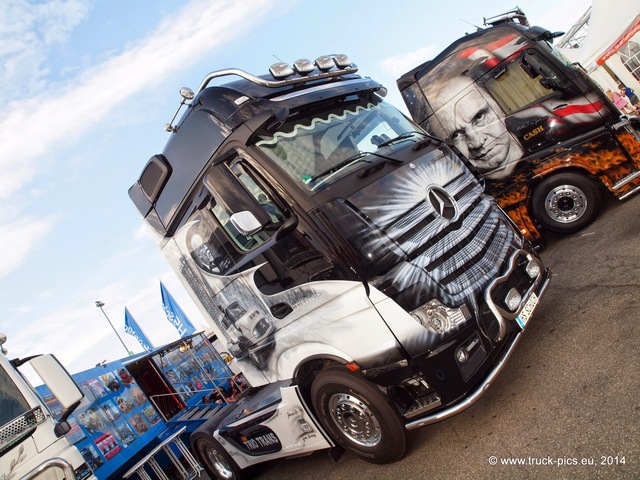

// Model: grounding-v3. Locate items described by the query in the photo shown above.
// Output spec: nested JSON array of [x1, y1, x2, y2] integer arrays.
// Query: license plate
[[516, 292, 538, 329]]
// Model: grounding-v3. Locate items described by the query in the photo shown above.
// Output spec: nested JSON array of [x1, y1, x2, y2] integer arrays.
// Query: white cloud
[[0, 216, 57, 279], [0, 0, 280, 201], [8, 301, 117, 380], [0, 0, 281, 280], [0, 0, 92, 98], [6, 264, 203, 378]]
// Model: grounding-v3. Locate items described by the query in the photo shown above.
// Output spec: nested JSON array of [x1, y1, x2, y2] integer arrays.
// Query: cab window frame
[[203, 154, 287, 255], [482, 54, 559, 115]]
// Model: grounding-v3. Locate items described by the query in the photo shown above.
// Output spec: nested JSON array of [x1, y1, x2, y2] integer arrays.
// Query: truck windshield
[[0, 364, 36, 454], [547, 41, 578, 69], [0, 366, 31, 428], [256, 99, 423, 192]]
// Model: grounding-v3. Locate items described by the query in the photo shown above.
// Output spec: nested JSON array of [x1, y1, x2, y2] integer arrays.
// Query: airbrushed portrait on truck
[[398, 9, 640, 246], [129, 53, 550, 479]]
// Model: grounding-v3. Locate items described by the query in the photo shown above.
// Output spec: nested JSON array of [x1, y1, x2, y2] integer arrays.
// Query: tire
[[191, 433, 242, 480], [531, 172, 600, 234], [310, 366, 409, 464]]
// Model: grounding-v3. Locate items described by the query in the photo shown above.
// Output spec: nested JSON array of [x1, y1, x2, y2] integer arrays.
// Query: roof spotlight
[[293, 58, 315, 75], [315, 55, 334, 71], [333, 54, 352, 68], [269, 62, 294, 80]]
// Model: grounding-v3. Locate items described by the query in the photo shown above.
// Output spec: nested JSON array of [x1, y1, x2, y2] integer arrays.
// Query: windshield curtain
[[256, 100, 420, 191]]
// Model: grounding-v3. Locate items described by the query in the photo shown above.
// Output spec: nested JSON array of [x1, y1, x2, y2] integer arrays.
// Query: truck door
[[171, 152, 362, 382]]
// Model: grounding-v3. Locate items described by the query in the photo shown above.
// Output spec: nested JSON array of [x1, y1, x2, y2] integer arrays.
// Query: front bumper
[[404, 261, 551, 429]]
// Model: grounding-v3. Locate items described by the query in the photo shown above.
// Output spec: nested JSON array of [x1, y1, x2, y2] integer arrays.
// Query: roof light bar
[[270, 62, 294, 80], [314, 55, 334, 71], [293, 58, 315, 75], [195, 54, 357, 93], [333, 54, 352, 69]]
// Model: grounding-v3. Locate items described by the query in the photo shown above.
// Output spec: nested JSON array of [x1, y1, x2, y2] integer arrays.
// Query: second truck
[[397, 8, 640, 245], [0, 333, 96, 480]]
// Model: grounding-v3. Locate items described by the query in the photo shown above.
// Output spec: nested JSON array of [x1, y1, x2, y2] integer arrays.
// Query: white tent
[[560, 0, 640, 91]]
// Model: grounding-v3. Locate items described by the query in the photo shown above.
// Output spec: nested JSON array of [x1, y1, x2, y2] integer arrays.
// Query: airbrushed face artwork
[[419, 29, 609, 182], [427, 76, 524, 180]]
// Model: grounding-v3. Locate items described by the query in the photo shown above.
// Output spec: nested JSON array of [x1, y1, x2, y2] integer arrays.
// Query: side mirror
[[30, 354, 84, 434], [30, 355, 83, 411], [275, 214, 299, 241], [230, 211, 263, 236]]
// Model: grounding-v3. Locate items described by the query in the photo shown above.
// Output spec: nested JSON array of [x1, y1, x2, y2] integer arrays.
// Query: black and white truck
[[129, 54, 550, 479]]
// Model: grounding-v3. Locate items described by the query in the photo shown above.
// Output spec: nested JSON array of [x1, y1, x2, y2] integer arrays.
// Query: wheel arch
[[275, 343, 355, 382]]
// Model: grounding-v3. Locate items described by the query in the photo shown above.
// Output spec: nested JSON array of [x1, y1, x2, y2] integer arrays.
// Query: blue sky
[[0, 0, 592, 375]]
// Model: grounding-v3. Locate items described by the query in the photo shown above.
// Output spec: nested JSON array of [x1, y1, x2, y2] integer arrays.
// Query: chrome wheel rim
[[544, 184, 587, 223], [328, 393, 382, 446], [204, 444, 233, 480]]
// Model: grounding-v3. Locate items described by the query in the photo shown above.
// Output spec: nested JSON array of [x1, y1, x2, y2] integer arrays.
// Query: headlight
[[412, 308, 449, 333], [505, 288, 522, 311], [525, 258, 541, 278], [410, 299, 469, 334]]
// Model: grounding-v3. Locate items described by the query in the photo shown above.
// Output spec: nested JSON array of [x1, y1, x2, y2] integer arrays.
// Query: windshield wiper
[[357, 152, 403, 178], [307, 152, 372, 183], [375, 130, 426, 148]]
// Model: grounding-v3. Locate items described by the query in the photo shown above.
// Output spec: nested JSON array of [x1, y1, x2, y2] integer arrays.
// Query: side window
[[230, 161, 286, 225], [187, 155, 287, 275], [206, 158, 286, 253], [484, 57, 555, 114]]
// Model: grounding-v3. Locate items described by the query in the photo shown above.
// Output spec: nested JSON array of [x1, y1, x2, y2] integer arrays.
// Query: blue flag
[[160, 281, 197, 338], [124, 308, 154, 352]]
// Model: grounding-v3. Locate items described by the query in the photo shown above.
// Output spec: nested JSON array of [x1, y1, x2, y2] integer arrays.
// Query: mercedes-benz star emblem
[[427, 186, 458, 221]]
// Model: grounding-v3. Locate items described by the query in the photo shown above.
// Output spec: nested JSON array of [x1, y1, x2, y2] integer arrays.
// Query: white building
[[558, 0, 640, 94]]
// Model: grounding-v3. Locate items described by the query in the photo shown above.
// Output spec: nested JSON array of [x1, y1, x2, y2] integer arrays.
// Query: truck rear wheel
[[191, 433, 241, 480], [310, 366, 408, 464], [531, 172, 600, 234]]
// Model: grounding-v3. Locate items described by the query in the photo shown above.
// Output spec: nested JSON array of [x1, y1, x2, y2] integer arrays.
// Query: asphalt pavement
[[240, 193, 640, 480]]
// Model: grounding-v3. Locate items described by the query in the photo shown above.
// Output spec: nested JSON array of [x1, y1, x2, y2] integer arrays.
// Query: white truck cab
[[130, 54, 550, 479], [0, 334, 95, 480]]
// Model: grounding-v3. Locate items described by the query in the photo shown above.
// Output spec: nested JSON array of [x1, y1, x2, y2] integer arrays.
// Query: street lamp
[[95, 301, 133, 356]]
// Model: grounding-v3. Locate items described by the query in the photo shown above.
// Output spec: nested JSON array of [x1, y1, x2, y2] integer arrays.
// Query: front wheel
[[531, 172, 600, 234], [191, 433, 241, 480], [310, 366, 409, 464]]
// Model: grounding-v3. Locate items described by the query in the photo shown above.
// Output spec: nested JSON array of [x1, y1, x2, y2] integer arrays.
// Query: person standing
[[607, 89, 638, 114], [619, 84, 639, 106]]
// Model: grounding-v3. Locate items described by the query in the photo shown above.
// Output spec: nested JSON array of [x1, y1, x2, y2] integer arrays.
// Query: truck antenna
[[459, 18, 482, 31]]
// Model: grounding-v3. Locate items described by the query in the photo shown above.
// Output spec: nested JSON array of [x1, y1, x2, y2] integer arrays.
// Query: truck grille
[[0, 407, 46, 454], [362, 151, 517, 308], [419, 196, 514, 299]]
